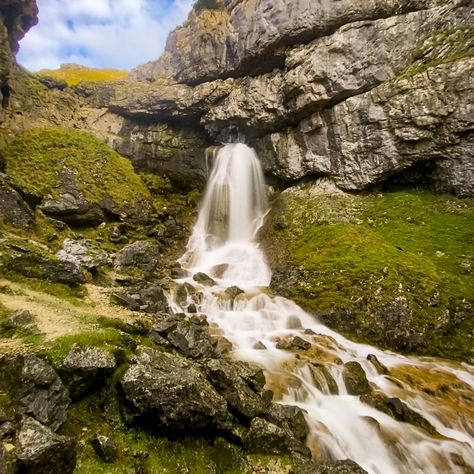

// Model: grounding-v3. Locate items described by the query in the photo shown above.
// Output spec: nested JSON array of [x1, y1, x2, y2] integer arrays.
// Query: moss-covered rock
[[263, 184, 474, 362], [1, 128, 154, 225]]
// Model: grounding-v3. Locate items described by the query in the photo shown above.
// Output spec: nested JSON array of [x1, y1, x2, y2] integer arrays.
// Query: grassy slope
[[266, 189, 474, 361], [36, 67, 128, 86], [2, 128, 150, 206]]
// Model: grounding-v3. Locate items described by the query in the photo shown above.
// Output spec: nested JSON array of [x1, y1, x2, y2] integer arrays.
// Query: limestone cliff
[[124, 0, 474, 196]]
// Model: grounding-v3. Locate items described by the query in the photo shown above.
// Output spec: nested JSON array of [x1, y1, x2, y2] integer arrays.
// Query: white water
[[170, 143, 474, 474]]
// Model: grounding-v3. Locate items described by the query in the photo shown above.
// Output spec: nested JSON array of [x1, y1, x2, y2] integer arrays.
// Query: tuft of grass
[[35, 67, 128, 86], [43, 329, 136, 366]]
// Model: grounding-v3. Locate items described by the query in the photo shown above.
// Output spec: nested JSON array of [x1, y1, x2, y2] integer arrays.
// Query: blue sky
[[17, 0, 194, 71]]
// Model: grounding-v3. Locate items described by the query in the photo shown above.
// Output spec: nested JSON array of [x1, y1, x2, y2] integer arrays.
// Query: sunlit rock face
[[123, 0, 474, 197]]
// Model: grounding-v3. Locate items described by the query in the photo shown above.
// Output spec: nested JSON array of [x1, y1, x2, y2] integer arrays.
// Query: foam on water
[[170, 143, 474, 474]]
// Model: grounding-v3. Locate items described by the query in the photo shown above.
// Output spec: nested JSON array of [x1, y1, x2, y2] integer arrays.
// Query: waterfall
[[170, 144, 474, 474]]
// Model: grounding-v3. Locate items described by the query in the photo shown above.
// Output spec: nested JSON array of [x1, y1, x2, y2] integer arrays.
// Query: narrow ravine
[[168, 143, 474, 474]]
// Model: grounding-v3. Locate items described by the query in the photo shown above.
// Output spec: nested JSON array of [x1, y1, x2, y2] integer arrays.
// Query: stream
[[168, 143, 474, 474]]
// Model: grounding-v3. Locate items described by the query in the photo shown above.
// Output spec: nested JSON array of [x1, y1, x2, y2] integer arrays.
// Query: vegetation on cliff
[[36, 66, 128, 87], [265, 186, 474, 362], [2, 128, 151, 219]]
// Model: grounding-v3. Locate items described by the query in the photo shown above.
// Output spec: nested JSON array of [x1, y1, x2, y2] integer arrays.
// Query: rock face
[[124, 0, 474, 197]]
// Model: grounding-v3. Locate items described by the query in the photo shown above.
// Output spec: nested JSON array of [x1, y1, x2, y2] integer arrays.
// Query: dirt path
[[0, 279, 142, 350]]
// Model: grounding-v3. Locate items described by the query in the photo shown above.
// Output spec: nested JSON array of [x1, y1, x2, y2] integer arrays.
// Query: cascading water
[[170, 143, 474, 474]]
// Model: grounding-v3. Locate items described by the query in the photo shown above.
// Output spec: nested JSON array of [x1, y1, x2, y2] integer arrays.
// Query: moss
[[2, 128, 151, 209], [35, 67, 127, 87], [267, 189, 474, 361], [43, 328, 136, 366], [395, 27, 474, 81]]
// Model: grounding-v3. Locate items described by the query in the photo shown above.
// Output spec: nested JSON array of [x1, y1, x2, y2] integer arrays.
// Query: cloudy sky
[[17, 0, 194, 72]]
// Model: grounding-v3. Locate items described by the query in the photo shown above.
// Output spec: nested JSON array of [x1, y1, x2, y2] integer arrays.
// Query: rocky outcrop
[[130, 0, 451, 85], [126, 1, 473, 196]]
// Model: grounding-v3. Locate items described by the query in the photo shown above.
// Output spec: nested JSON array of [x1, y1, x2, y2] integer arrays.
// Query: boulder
[[58, 346, 117, 401], [243, 417, 310, 456], [90, 434, 118, 463], [119, 347, 228, 431], [265, 404, 309, 443], [17, 356, 70, 431], [342, 362, 370, 396], [203, 359, 269, 418], [0, 174, 34, 229], [3, 310, 39, 334], [112, 284, 169, 314], [56, 238, 110, 273], [193, 272, 216, 286], [3, 240, 87, 286], [114, 241, 160, 274], [16, 417, 76, 474]]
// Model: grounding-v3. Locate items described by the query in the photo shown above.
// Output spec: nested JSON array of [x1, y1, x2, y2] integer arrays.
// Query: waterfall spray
[[170, 144, 474, 474]]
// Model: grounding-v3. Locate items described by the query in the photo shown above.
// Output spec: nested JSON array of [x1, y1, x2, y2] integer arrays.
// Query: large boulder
[[203, 359, 270, 418], [118, 347, 228, 431], [0, 354, 70, 431], [114, 241, 160, 274], [16, 417, 76, 474], [58, 346, 117, 401]]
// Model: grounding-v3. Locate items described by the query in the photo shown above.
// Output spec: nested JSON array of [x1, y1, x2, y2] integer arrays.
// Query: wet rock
[[166, 316, 217, 359], [171, 267, 188, 279], [114, 241, 160, 273], [210, 264, 228, 278], [266, 404, 309, 442], [225, 286, 244, 301], [366, 354, 389, 375], [253, 341, 267, 350], [192, 272, 216, 286], [90, 434, 118, 463], [3, 310, 39, 334], [303, 459, 369, 474], [0, 174, 34, 229], [16, 417, 76, 474], [175, 282, 200, 308], [56, 238, 110, 272], [203, 359, 268, 419], [310, 364, 339, 395], [58, 346, 117, 401], [187, 303, 197, 313], [276, 335, 311, 351], [243, 417, 310, 457], [361, 393, 438, 436], [119, 347, 228, 431], [342, 362, 370, 396]]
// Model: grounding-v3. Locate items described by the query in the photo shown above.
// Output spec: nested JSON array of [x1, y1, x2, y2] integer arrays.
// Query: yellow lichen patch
[[389, 365, 474, 435]]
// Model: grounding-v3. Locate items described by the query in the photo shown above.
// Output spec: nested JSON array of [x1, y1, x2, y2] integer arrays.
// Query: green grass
[[43, 329, 136, 366], [268, 189, 474, 361], [35, 67, 128, 86], [2, 128, 151, 210]]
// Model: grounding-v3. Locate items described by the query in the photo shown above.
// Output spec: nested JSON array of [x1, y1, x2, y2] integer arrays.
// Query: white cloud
[[17, 0, 194, 71]]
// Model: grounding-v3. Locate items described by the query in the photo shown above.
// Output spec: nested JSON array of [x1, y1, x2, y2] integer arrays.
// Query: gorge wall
[[1, 0, 472, 196]]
